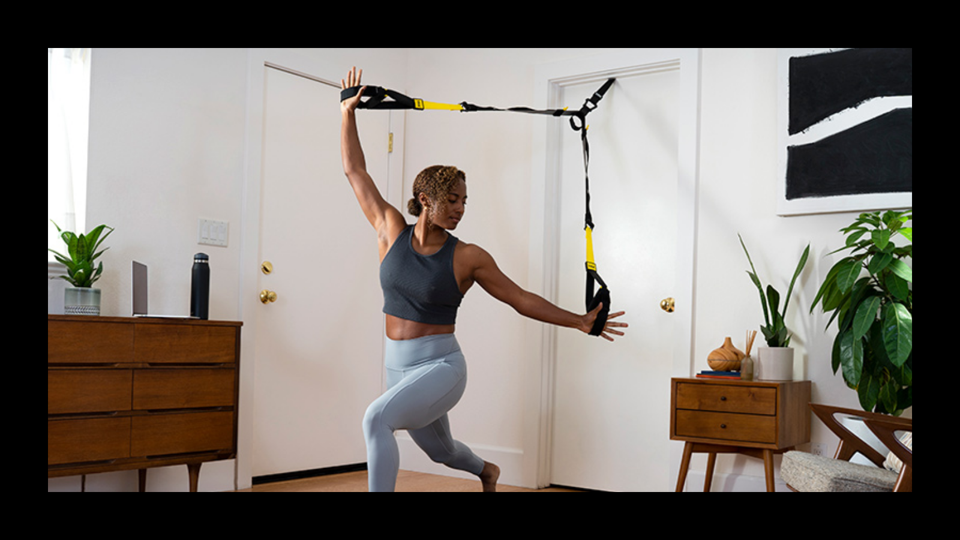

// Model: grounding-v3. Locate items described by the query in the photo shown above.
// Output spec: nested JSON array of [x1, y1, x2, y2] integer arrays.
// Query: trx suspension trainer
[[341, 79, 616, 336]]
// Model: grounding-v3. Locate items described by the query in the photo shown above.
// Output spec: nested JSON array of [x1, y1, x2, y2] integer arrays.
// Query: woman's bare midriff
[[385, 314, 455, 341]]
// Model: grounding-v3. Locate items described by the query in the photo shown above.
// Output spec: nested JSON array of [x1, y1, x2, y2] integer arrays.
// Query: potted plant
[[810, 210, 912, 415], [739, 234, 810, 380], [49, 220, 114, 316]]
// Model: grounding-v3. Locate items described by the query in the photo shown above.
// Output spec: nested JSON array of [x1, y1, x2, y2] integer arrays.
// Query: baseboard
[[396, 434, 526, 488]]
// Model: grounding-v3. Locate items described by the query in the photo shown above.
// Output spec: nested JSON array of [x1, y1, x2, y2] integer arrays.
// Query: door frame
[[524, 49, 701, 488], [238, 49, 404, 489]]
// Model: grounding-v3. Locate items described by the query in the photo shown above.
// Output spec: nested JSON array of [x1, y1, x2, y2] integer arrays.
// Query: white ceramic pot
[[758, 347, 794, 380]]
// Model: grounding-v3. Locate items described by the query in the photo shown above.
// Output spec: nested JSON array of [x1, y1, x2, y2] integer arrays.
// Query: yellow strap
[[415, 99, 465, 111], [585, 226, 596, 271]]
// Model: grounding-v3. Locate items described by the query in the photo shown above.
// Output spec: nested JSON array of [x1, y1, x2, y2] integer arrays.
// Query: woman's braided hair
[[407, 165, 466, 218]]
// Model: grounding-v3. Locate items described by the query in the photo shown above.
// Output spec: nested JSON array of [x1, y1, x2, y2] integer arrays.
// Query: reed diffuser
[[741, 330, 757, 381]]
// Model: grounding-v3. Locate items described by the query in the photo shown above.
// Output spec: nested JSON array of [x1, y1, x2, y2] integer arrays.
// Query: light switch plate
[[198, 219, 228, 247]]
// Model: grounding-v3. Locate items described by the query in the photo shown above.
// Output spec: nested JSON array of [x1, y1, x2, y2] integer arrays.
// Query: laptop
[[132, 261, 197, 319]]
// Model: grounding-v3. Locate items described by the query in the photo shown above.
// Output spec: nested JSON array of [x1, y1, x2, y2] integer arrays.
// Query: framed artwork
[[777, 48, 912, 216]]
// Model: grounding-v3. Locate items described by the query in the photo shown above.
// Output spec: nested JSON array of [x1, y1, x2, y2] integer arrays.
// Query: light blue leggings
[[362, 333, 485, 492]]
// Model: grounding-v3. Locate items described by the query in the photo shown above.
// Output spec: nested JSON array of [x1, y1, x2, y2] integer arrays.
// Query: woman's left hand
[[581, 303, 628, 342]]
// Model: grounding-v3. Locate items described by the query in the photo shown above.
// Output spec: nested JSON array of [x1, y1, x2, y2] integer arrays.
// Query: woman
[[340, 67, 627, 492]]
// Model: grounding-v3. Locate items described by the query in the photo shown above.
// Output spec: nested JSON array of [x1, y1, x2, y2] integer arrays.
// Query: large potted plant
[[49, 220, 114, 316], [810, 210, 912, 415], [739, 234, 810, 380]]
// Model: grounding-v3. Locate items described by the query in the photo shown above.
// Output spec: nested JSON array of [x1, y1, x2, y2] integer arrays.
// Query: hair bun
[[407, 197, 422, 216]]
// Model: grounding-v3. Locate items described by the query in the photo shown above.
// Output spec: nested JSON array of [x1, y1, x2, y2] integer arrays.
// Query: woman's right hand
[[340, 66, 366, 114]]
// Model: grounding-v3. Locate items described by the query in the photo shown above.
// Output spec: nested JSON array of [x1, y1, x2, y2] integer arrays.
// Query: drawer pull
[[720, 396, 727, 401], [720, 424, 727, 429]]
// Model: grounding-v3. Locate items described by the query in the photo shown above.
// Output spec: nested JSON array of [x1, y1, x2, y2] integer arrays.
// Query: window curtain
[[48, 48, 91, 261]]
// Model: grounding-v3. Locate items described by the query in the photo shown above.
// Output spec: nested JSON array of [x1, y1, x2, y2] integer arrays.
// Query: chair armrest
[[809, 403, 911, 468], [863, 415, 912, 470]]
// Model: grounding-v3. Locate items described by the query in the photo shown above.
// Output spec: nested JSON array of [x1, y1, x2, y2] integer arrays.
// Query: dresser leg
[[763, 450, 775, 492], [703, 453, 717, 492], [139, 469, 147, 492], [676, 442, 693, 492], [187, 463, 201, 492]]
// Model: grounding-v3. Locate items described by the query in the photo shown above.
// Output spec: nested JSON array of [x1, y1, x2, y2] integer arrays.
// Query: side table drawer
[[675, 410, 777, 444], [676, 382, 777, 415]]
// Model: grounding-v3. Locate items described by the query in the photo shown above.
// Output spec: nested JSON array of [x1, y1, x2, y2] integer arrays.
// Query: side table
[[670, 377, 811, 492]]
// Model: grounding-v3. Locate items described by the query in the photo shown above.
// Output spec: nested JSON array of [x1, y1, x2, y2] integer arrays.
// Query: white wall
[[49, 48, 909, 492]]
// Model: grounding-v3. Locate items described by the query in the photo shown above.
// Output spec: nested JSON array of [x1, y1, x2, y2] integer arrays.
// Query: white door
[[253, 65, 389, 477], [550, 68, 681, 491]]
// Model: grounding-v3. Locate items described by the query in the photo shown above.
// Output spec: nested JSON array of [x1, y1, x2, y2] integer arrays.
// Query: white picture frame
[[777, 48, 912, 216]]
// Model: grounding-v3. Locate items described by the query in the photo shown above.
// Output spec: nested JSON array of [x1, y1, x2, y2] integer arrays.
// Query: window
[[48, 48, 91, 261]]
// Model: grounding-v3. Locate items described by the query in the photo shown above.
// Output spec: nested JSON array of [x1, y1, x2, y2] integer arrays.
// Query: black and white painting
[[777, 48, 912, 215]]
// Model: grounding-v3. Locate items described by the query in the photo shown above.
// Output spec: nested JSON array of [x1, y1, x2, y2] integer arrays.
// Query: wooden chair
[[781, 403, 912, 492]]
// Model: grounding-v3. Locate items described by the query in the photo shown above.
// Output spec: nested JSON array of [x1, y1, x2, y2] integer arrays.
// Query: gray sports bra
[[379, 225, 463, 325]]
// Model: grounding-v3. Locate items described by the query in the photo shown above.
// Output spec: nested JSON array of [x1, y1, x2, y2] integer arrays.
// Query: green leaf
[[882, 303, 912, 366], [879, 377, 898, 414], [783, 244, 809, 317], [867, 252, 893, 275], [857, 371, 880, 412], [888, 259, 912, 283], [899, 227, 912, 242], [839, 329, 862, 387], [766, 285, 780, 323], [871, 229, 891, 251], [836, 259, 862, 293], [885, 272, 910, 301], [845, 229, 867, 246], [852, 297, 881, 341]]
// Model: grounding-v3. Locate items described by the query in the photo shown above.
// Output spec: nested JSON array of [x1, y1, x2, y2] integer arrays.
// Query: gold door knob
[[660, 297, 675, 313], [260, 290, 277, 304]]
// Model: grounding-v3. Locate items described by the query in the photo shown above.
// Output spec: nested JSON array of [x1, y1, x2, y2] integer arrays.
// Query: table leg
[[676, 442, 693, 492], [703, 452, 717, 492], [187, 463, 201, 492], [763, 449, 775, 492]]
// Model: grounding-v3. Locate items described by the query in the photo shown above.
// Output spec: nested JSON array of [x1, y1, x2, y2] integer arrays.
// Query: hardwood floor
[[237, 469, 582, 492]]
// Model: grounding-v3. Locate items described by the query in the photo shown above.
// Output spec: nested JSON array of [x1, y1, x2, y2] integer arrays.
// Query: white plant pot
[[758, 347, 794, 380], [65, 287, 101, 316]]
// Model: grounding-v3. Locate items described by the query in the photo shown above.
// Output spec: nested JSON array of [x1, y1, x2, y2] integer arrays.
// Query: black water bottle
[[191, 253, 210, 319]]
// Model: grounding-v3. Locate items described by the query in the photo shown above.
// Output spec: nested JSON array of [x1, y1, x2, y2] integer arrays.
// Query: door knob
[[260, 290, 277, 304], [660, 297, 675, 313]]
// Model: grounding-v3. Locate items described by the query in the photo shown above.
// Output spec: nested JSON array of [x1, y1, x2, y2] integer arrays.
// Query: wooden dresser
[[48, 315, 242, 492], [670, 377, 811, 492]]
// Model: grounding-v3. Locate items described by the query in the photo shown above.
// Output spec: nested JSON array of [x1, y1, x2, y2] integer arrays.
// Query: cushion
[[781, 451, 898, 492], [883, 432, 912, 473]]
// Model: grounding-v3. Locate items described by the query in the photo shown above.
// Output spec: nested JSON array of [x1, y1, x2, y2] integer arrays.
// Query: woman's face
[[422, 178, 467, 230]]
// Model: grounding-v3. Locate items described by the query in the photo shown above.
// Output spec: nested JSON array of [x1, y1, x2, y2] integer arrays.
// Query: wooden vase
[[707, 337, 745, 371]]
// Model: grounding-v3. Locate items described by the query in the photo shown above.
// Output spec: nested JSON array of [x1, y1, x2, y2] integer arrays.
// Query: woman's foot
[[479, 461, 500, 492]]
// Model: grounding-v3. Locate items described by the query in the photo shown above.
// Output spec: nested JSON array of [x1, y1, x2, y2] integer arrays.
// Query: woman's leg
[[362, 348, 482, 491]]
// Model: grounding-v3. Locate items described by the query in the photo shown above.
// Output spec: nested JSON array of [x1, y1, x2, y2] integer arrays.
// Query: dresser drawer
[[675, 410, 777, 444], [48, 417, 131, 465], [676, 382, 777, 415], [135, 325, 237, 364], [48, 370, 133, 414], [132, 411, 234, 457], [133, 369, 235, 410], [48, 321, 134, 364]]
